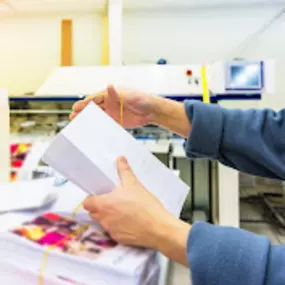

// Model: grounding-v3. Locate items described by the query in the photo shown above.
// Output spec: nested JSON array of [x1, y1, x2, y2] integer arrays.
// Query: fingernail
[[119, 156, 127, 164], [118, 157, 129, 170]]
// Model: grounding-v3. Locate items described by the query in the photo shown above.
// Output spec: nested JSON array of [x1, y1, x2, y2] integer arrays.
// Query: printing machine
[[7, 60, 275, 227]]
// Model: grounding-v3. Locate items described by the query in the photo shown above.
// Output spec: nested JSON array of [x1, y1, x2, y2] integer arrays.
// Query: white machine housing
[[36, 61, 275, 97]]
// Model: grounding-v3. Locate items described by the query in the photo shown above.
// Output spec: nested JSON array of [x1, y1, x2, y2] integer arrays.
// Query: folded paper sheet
[[42, 102, 189, 217]]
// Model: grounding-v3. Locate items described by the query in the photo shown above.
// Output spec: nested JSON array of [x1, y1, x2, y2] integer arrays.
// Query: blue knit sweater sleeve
[[188, 222, 285, 285], [183, 100, 285, 285], [184, 100, 285, 179]]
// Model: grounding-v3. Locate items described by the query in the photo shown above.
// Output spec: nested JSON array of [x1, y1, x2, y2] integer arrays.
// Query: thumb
[[107, 85, 120, 102], [117, 156, 138, 187], [83, 195, 102, 213]]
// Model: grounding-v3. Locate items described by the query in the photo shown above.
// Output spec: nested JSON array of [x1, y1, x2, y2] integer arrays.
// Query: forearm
[[150, 96, 191, 138], [152, 215, 190, 267], [188, 222, 271, 285], [184, 100, 285, 179]]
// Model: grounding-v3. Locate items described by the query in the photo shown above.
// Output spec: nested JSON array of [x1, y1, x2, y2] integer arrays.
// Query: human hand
[[83, 156, 172, 248], [70, 85, 157, 128], [83, 157, 190, 266]]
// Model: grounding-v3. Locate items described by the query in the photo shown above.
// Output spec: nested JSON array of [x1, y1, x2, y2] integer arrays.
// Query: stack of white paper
[[42, 102, 189, 217], [0, 261, 89, 285], [0, 260, 159, 285], [0, 177, 162, 285], [0, 211, 158, 285]]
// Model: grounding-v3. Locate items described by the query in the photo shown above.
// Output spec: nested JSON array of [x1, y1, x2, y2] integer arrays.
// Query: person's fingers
[[85, 92, 105, 105], [89, 212, 100, 222], [69, 112, 76, 120], [83, 195, 101, 212], [99, 219, 111, 232], [107, 85, 120, 102], [116, 156, 138, 187], [72, 93, 105, 112], [72, 100, 88, 113], [70, 103, 105, 120]]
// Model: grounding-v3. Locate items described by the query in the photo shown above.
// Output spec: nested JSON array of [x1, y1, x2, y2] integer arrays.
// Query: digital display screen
[[226, 61, 263, 90]]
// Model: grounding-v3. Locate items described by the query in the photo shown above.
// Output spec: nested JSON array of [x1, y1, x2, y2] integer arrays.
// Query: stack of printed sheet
[[0, 180, 159, 285]]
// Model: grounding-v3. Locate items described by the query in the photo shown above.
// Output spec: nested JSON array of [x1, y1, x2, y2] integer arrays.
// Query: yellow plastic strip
[[201, 65, 210, 104]]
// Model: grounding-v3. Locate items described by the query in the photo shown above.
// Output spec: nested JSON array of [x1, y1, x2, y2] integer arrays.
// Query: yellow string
[[72, 201, 84, 220], [39, 248, 50, 285], [39, 199, 87, 284], [201, 65, 210, 104], [38, 224, 89, 285]]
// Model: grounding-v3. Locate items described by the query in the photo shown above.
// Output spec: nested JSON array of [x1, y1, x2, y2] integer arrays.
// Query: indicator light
[[186, 70, 193, 76]]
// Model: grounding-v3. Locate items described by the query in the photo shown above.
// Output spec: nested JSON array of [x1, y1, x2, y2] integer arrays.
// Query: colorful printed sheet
[[10, 143, 32, 181], [11, 213, 118, 260]]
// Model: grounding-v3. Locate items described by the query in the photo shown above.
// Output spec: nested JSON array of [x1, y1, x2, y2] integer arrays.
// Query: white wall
[[123, 6, 285, 110], [0, 13, 102, 95]]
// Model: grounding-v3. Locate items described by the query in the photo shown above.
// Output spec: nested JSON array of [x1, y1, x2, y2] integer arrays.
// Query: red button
[[186, 70, 193, 76]]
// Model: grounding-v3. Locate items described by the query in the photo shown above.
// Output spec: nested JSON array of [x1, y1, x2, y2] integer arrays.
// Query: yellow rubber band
[[72, 201, 84, 220], [38, 224, 89, 285], [38, 248, 50, 285]]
